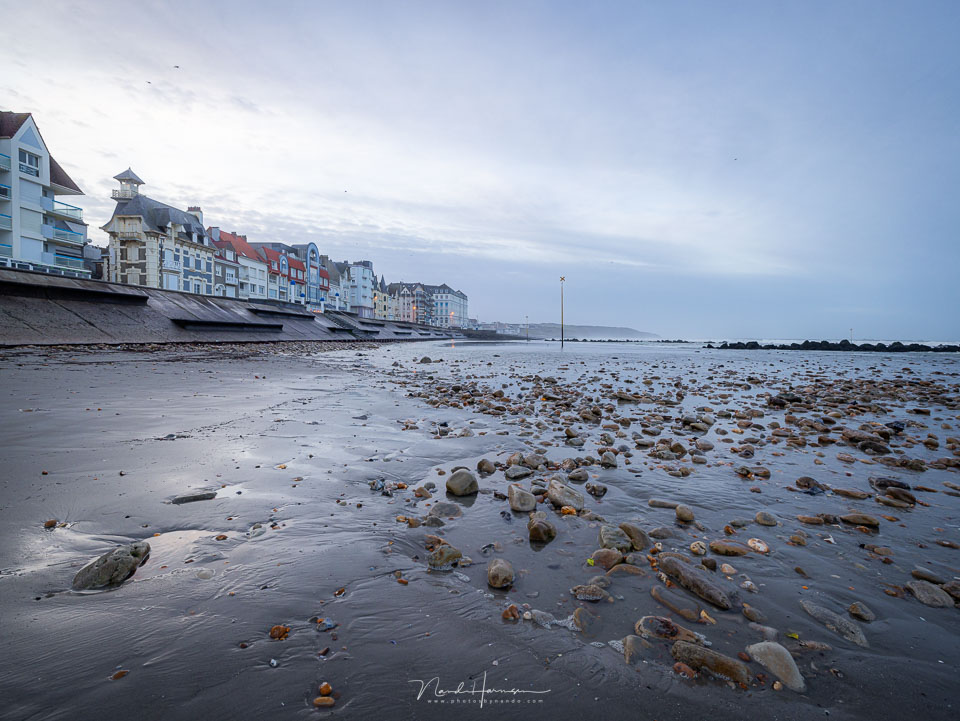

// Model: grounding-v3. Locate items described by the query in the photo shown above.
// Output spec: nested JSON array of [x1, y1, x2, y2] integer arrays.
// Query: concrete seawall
[[0, 268, 463, 346]]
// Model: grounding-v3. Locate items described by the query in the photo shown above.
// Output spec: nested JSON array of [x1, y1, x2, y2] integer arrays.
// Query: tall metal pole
[[526, 314, 529, 342], [560, 276, 565, 349]]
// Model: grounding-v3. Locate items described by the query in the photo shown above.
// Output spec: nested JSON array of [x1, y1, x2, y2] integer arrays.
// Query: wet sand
[[0, 341, 958, 721]]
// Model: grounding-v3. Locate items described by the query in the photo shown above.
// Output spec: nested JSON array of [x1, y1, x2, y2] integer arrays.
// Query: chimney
[[187, 206, 203, 226], [208, 227, 220, 241]]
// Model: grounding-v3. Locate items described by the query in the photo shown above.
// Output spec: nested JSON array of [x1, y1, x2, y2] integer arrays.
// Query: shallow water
[[0, 341, 957, 721]]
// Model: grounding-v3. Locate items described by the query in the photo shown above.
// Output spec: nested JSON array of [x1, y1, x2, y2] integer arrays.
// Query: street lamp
[[560, 276, 565, 349]]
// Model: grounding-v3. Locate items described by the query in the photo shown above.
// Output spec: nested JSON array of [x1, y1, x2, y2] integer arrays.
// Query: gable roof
[[49, 156, 83, 193], [1, 112, 83, 194], [0, 112, 31, 138], [211, 229, 264, 262]]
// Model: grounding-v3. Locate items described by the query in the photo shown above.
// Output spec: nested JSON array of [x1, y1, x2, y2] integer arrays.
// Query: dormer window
[[19, 149, 40, 176]]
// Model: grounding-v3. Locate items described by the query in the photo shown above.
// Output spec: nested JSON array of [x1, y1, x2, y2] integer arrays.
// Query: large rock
[[446, 469, 479, 496], [508, 485, 537, 512], [746, 641, 806, 692], [522, 453, 547, 469], [675, 505, 695, 522], [72, 542, 151, 590], [658, 556, 731, 609], [428, 502, 462, 518], [600, 451, 618, 468], [840, 513, 880, 527], [618, 522, 650, 551], [527, 513, 557, 543], [476, 459, 495, 475], [708, 539, 751, 556], [428, 544, 462, 569], [567, 468, 589, 483], [505, 465, 533, 481], [799, 599, 868, 647], [906, 580, 954, 608], [487, 558, 515, 588], [598, 525, 633, 553], [671, 641, 750, 686], [546, 479, 584, 511]]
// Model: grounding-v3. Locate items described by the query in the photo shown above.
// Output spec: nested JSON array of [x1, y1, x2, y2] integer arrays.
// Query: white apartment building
[[0, 112, 89, 276], [347, 260, 376, 318], [429, 284, 469, 328]]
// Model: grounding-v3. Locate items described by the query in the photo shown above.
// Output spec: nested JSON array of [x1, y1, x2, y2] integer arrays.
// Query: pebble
[[848, 601, 876, 622], [745, 641, 806, 692], [487, 558, 515, 588]]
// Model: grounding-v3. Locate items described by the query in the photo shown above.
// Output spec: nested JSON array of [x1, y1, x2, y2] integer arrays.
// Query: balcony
[[42, 224, 85, 244], [0, 184, 10, 200], [0, 153, 10, 171], [54, 255, 86, 270], [111, 189, 138, 200], [0, 213, 11, 231], [225, 273, 238, 284], [48, 200, 84, 221], [163, 259, 182, 271], [0, 242, 11, 257]]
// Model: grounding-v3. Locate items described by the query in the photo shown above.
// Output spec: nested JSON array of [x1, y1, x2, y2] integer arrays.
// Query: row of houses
[[0, 111, 469, 326]]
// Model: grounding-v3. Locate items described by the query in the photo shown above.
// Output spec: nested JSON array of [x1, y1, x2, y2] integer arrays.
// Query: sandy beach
[[1, 340, 958, 721]]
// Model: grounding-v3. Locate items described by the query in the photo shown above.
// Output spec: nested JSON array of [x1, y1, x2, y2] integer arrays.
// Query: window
[[205, 260, 212, 272], [271, 261, 277, 270], [120, 248, 127, 261], [139, 248, 146, 261], [19, 149, 40, 176], [194, 282, 201, 294], [195, 258, 201, 270], [205, 284, 212, 295]]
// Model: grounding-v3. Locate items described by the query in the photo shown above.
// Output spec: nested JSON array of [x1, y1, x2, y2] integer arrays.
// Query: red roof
[[209, 230, 263, 262], [258, 246, 284, 275], [287, 256, 305, 271]]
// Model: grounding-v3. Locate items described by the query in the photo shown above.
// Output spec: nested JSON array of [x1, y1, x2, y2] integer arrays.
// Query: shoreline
[[1, 340, 957, 720]]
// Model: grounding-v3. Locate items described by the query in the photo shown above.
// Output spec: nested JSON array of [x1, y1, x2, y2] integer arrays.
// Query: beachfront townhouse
[[347, 260, 376, 318], [212, 242, 240, 298], [373, 275, 391, 319], [320, 255, 350, 311], [248, 241, 311, 306], [208, 228, 268, 300], [0, 112, 89, 277], [388, 282, 434, 325], [102, 170, 214, 292]]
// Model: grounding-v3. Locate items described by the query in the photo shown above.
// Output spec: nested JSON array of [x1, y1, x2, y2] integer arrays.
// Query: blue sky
[[3, 1, 958, 339]]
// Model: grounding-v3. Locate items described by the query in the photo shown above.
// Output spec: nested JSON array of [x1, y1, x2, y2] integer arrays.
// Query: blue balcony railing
[[0, 183, 10, 200], [51, 200, 84, 221], [42, 223, 85, 243], [0, 153, 10, 171], [0, 213, 12, 231]]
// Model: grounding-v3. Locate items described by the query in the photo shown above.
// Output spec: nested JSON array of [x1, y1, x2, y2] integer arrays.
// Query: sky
[[2, 0, 959, 340]]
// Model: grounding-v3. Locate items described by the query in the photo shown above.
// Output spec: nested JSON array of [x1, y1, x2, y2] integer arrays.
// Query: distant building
[[0, 112, 89, 277], [289, 243, 328, 311], [347, 260, 376, 318], [427, 283, 468, 328], [102, 170, 214, 292], [373, 275, 391, 319], [386, 281, 467, 327], [211, 241, 240, 298], [320, 255, 349, 311], [209, 228, 267, 300]]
